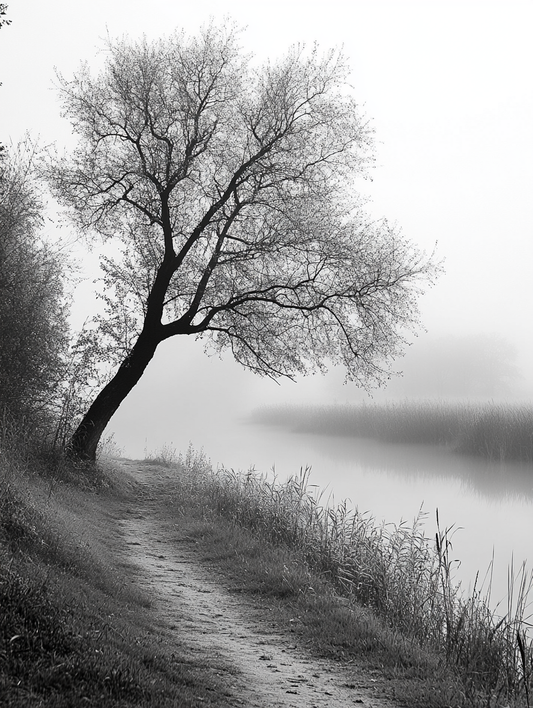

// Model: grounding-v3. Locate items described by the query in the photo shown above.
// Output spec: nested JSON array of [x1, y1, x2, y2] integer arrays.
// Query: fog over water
[[105, 337, 533, 607], [2, 2, 532, 601]]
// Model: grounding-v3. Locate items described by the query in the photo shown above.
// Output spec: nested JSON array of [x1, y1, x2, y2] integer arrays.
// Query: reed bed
[[177, 446, 533, 706], [253, 401, 533, 462]]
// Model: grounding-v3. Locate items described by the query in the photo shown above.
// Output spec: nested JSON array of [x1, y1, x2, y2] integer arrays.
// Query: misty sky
[[1, 0, 532, 459]]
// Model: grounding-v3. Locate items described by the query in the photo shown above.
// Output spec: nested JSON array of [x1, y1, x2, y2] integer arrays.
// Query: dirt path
[[111, 459, 400, 708]]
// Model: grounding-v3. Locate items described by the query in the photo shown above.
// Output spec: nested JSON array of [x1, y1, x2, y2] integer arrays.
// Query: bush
[[0, 140, 70, 433]]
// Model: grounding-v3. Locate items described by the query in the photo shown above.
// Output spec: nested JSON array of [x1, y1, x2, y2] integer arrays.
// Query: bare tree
[[48, 22, 439, 461]]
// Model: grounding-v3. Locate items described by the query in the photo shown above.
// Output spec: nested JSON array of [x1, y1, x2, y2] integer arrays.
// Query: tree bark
[[70, 332, 161, 461]]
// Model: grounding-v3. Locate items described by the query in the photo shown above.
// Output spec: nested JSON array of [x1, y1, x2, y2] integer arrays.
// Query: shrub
[[0, 140, 70, 434]]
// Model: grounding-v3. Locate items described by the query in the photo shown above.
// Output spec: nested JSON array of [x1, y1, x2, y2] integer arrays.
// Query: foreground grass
[[0, 432, 233, 707], [161, 445, 533, 708], [251, 400, 533, 463]]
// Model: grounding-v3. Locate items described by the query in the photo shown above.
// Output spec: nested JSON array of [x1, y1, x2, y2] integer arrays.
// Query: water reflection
[[226, 421, 533, 607], [124, 404, 531, 608], [288, 432, 533, 502]]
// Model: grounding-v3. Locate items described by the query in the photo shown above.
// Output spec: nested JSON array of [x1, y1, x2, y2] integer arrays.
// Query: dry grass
[[174, 445, 533, 707]]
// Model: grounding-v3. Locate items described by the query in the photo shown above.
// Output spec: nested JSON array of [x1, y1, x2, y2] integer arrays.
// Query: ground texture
[[108, 459, 401, 708]]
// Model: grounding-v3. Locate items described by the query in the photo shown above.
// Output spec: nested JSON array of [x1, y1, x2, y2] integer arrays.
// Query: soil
[[109, 459, 401, 708]]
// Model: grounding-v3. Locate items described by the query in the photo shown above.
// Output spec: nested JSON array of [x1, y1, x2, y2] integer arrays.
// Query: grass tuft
[[144, 443, 179, 467]]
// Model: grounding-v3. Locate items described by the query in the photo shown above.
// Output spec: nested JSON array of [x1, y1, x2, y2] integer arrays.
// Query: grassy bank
[[2, 419, 532, 707], [0, 426, 232, 707], [167, 446, 533, 708], [251, 401, 533, 462]]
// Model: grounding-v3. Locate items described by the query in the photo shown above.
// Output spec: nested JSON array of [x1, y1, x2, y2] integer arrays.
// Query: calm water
[[188, 419, 533, 608]]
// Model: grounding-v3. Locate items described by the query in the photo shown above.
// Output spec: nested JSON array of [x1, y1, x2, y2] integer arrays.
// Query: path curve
[[112, 459, 400, 708]]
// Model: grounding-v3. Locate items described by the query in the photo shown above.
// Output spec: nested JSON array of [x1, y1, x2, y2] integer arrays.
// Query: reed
[[252, 400, 533, 462], [177, 446, 533, 705]]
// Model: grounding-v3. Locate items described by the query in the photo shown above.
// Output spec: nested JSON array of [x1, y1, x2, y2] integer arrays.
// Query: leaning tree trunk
[[70, 332, 161, 461]]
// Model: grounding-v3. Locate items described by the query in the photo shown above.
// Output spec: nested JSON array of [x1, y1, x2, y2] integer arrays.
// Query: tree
[[0, 3, 11, 157], [0, 4, 10, 30], [0, 141, 69, 426], [48, 23, 439, 461]]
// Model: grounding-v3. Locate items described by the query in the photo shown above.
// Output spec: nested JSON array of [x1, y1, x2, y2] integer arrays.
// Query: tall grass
[[177, 446, 533, 706], [252, 400, 533, 462]]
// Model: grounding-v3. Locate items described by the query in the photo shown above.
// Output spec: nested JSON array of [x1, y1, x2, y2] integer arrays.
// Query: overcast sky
[[1, 1, 532, 458]]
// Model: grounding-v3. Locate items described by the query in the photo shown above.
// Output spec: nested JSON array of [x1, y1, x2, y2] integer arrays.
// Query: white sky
[[1, 0, 532, 456]]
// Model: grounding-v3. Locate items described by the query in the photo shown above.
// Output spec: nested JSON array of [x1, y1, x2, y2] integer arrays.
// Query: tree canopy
[[0, 4, 10, 31], [48, 22, 439, 460], [0, 3, 11, 156]]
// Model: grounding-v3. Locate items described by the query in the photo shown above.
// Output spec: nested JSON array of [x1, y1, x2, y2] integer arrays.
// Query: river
[[106, 339, 533, 611], [175, 416, 533, 610]]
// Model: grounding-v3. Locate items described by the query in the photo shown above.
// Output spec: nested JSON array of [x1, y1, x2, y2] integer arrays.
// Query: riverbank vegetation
[[0, 422, 238, 706], [251, 401, 533, 463], [2, 422, 532, 706], [169, 446, 533, 707]]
